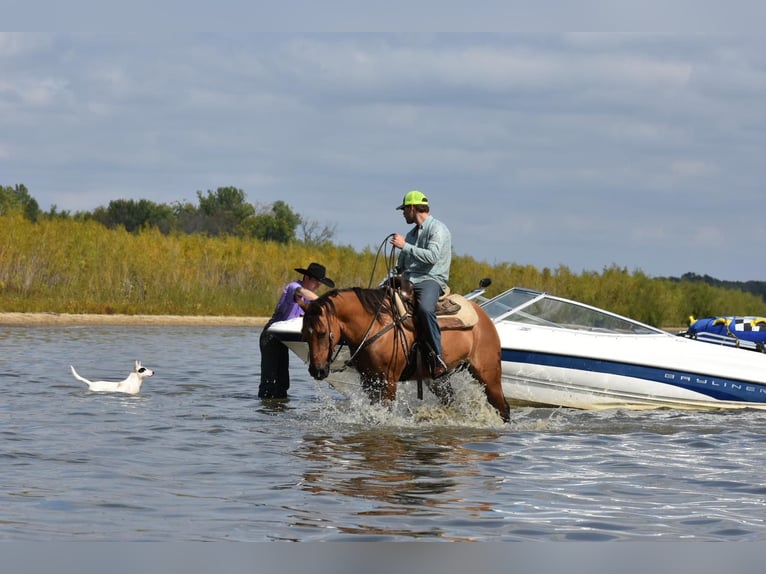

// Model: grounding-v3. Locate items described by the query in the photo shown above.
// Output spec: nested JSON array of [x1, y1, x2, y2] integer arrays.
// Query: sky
[[2, 31, 765, 281]]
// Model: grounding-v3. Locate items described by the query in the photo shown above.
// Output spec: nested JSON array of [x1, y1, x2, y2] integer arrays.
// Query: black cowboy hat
[[295, 262, 335, 288]]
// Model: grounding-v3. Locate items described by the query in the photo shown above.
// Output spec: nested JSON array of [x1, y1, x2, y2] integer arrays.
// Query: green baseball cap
[[396, 190, 429, 210]]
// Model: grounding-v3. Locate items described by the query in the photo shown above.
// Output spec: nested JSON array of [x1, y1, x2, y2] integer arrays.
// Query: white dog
[[70, 360, 155, 395]]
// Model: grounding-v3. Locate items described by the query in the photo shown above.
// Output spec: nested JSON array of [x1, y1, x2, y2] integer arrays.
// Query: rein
[[343, 321, 396, 367]]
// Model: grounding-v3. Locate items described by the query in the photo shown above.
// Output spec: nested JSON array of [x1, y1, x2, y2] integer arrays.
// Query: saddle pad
[[437, 294, 478, 329]]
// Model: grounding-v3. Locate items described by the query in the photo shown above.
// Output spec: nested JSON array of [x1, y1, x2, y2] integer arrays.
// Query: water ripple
[[2, 325, 766, 541]]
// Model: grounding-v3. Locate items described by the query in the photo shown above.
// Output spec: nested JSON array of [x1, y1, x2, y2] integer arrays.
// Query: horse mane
[[352, 287, 389, 315], [304, 286, 390, 327]]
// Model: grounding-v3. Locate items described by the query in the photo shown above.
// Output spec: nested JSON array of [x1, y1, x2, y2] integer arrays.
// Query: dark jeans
[[413, 279, 443, 358], [259, 328, 289, 398]]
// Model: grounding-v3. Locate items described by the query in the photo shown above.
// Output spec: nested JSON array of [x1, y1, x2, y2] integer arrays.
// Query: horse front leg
[[361, 372, 398, 406]]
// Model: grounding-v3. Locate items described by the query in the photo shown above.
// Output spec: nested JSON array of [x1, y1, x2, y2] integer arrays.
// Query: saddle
[[387, 276, 478, 330]]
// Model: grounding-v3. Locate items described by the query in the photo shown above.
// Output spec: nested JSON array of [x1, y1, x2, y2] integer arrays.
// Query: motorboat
[[479, 287, 766, 410], [266, 282, 766, 411]]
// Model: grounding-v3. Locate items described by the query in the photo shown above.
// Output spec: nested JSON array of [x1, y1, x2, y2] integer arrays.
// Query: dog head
[[134, 360, 155, 379]]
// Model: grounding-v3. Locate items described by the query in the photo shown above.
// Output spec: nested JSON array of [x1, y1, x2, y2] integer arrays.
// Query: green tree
[[0, 184, 40, 221], [195, 186, 255, 236], [243, 200, 301, 243], [92, 199, 174, 233]]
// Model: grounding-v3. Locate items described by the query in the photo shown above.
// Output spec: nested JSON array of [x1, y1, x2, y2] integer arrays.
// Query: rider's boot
[[431, 354, 448, 379]]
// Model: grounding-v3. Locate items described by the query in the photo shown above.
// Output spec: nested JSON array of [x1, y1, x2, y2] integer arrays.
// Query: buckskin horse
[[301, 280, 510, 422]]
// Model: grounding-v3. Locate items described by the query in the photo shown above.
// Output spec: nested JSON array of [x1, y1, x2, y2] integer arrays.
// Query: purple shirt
[[268, 280, 308, 325]]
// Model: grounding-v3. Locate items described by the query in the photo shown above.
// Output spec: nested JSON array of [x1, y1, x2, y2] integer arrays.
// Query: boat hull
[[500, 362, 766, 410], [495, 321, 766, 410]]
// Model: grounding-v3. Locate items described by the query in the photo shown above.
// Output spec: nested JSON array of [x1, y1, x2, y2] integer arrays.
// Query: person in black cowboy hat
[[259, 262, 335, 399]]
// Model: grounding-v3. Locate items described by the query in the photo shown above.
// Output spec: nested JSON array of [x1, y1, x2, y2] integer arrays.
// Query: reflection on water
[[295, 429, 501, 540], [299, 429, 499, 501]]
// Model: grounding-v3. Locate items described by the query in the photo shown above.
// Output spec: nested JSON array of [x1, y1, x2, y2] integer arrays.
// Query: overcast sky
[[2, 32, 764, 281]]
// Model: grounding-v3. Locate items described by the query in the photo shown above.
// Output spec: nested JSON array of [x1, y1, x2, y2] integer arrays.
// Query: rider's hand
[[390, 234, 406, 249]]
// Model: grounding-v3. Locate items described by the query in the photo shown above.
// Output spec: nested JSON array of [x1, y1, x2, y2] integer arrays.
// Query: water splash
[[307, 372, 508, 430]]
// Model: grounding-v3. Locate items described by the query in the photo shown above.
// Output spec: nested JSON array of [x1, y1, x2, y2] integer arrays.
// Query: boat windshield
[[481, 287, 662, 334]]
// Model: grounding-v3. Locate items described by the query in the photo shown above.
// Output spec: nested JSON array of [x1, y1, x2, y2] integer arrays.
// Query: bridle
[[308, 306, 345, 370]]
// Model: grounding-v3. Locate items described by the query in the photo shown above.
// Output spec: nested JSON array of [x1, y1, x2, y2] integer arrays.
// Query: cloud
[[0, 32, 52, 57], [1, 33, 765, 281]]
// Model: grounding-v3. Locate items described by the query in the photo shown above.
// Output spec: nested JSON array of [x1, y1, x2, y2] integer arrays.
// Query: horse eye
[[138, 367, 146, 373], [304, 325, 328, 340]]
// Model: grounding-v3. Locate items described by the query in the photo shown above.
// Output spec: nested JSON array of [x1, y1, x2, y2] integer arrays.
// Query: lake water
[[3, 324, 766, 543]]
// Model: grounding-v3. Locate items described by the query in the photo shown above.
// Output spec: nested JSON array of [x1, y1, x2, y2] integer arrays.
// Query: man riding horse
[[390, 190, 452, 380]]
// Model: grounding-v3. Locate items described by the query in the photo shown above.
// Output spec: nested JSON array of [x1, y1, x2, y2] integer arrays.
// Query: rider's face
[[402, 205, 416, 224]]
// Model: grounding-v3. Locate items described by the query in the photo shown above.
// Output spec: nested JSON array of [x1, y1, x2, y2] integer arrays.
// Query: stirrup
[[431, 355, 448, 379]]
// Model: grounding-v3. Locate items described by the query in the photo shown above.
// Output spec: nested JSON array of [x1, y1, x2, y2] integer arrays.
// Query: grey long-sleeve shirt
[[397, 215, 452, 291]]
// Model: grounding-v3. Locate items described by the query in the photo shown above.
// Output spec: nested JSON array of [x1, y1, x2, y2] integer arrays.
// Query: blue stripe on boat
[[502, 349, 766, 403]]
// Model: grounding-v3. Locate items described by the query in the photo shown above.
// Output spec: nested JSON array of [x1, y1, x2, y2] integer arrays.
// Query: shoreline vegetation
[[2, 214, 766, 329]]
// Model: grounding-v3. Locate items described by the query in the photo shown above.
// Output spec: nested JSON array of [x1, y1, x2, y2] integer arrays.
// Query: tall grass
[[1, 214, 765, 325], [0, 215, 382, 315]]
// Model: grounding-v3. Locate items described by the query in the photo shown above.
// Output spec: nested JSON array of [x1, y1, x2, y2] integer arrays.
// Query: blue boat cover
[[688, 316, 766, 344]]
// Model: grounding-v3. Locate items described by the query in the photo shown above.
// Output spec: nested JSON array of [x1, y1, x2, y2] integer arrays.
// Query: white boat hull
[[495, 321, 766, 410], [500, 367, 766, 411]]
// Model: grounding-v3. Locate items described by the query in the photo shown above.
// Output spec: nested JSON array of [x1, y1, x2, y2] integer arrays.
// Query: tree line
[[2, 183, 765, 317], [0, 183, 336, 246], [3, 213, 766, 323], [665, 272, 766, 305]]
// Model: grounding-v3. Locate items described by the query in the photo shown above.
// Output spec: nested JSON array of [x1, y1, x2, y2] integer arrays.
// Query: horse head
[[301, 295, 340, 381]]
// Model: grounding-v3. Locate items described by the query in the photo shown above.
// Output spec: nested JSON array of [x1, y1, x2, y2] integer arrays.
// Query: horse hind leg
[[486, 385, 510, 423], [468, 364, 510, 423], [427, 377, 455, 407]]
